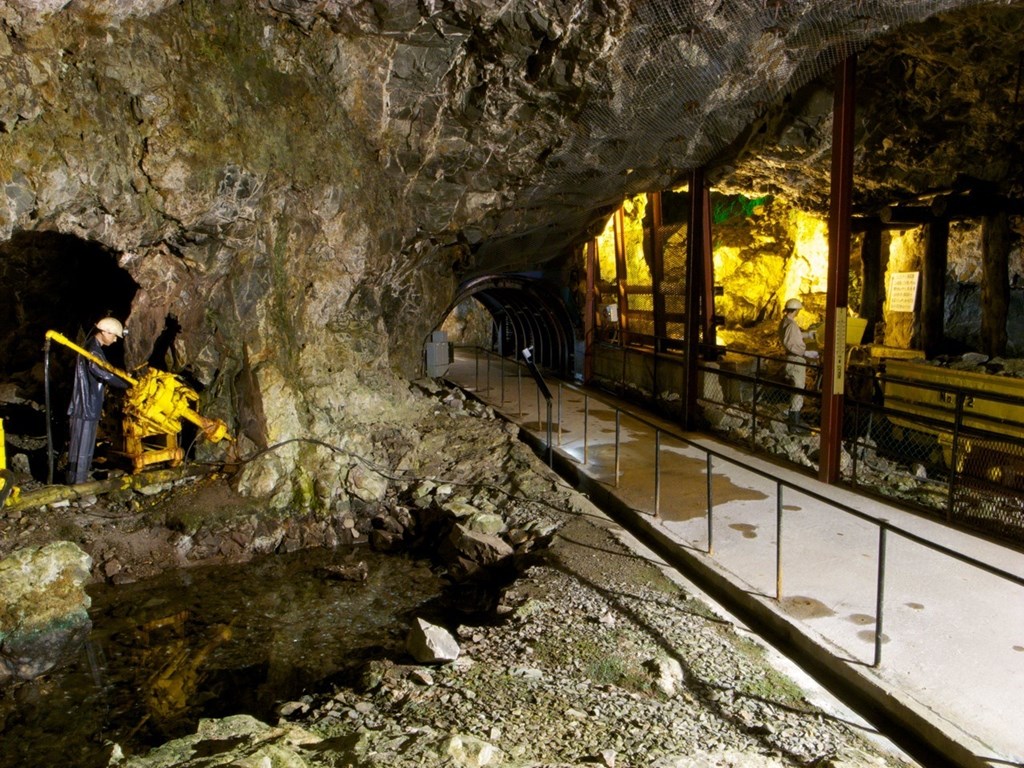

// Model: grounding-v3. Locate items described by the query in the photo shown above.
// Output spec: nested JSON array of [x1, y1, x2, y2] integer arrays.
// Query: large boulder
[[0, 541, 93, 682], [114, 714, 321, 768], [406, 617, 460, 664]]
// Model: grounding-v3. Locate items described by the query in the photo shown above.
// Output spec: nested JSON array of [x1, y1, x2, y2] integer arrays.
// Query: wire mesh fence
[[698, 348, 1024, 543], [844, 357, 1024, 541]]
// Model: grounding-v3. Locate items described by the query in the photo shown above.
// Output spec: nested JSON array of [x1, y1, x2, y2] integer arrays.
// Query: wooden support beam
[[880, 205, 934, 225], [819, 54, 856, 485], [919, 217, 949, 357], [981, 211, 1011, 357], [860, 218, 883, 345], [852, 216, 920, 233], [700, 187, 716, 350], [684, 170, 708, 430], [584, 239, 597, 382], [930, 193, 1024, 219], [614, 207, 629, 345], [650, 192, 667, 342]]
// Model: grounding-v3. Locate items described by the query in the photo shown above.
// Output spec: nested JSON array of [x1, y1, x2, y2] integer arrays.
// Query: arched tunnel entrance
[[437, 274, 580, 380], [0, 231, 138, 481]]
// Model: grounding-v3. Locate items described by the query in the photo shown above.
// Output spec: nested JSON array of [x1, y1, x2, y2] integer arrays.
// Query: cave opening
[[436, 275, 579, 380], [0, 231, 138, 480]]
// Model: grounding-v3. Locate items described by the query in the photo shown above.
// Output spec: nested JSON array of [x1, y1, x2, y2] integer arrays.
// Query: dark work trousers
[[67, 417, 100, 485]]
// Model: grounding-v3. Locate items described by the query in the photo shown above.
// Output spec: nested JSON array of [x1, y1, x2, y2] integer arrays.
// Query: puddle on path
[[847, 613, 876, 626], [780, 595, 836, 619], [729, 523, 758, 539], [659, 455, 769, 522], [0, 547, 446, 768], [905, 602, 925, 611], [858, 630, 890, 644]]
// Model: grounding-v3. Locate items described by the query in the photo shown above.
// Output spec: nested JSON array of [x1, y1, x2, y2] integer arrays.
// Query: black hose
[[44, 340, 53, 485]]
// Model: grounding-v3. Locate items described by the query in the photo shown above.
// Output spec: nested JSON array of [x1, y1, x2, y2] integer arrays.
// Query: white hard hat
[[95, 317, 124, 338], [784, 298, 803, 311]]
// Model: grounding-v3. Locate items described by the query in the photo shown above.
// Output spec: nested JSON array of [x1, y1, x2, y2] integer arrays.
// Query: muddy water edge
[[0, 545, 451, 768]]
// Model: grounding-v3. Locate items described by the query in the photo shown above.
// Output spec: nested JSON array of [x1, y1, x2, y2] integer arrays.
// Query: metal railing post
[[752, 355, 760, 441], [583, 395, 590, 465], [654, 429, 661, 518], [614, 409, 621, 487], [874, 524, 889, 667], [776, 483, 784, 600], [546, 399, 553, 466], [557, 383, 563, 446], [517, 361, 522, 415], [948, 392, 964, 523], [851, 391, 860, 484], [706, 452, 714, 555]]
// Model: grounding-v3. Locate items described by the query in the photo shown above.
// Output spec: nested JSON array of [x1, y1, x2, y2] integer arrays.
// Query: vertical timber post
[[981, 211, 1010, 357], [684, 169, 710, 430], [819, 54, 856, 484], [860, 219, 883, 343], [614, 206, 629, 348], [920, 217, 949, 358], [651, 191, 666, 343], [585, 239, 598, 382]]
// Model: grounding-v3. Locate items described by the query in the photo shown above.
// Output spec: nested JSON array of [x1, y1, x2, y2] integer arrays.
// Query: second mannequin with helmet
[[778, 299, 818, 434]]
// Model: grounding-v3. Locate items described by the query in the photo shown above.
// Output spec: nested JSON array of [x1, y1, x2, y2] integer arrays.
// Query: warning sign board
[[888, 272, 919, 313]]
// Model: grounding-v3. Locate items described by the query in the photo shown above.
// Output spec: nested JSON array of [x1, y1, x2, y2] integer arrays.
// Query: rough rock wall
[[0, 2, 454, 501], [0, 0, 1005, 504]]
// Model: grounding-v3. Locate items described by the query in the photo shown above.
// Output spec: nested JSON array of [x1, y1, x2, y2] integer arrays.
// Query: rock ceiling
[[718, 2, 1024, 214], [5, 1, 1019, 279], [1, 0, 1021, 386], [1, 0, 1022, 506]]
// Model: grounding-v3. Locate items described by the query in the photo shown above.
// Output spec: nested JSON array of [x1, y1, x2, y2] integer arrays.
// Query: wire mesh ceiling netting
[[559, 0, 991, 185], [463, 0, 1004, 268]]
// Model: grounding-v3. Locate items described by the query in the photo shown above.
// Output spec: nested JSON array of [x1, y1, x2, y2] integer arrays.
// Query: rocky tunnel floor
[[109, 507, 910, 768], [0, 387, 913, 768]]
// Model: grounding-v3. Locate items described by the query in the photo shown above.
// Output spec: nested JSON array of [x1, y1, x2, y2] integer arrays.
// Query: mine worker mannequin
[[65, 317, 131, 484], [45, 324, 232, 482], [778, 298, 819, 434]]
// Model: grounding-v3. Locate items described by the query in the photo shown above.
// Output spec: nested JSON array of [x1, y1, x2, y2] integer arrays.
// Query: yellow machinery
[[45, 330, 232, 474], [884, 358, 1024, 478], [1, 418, 19, 506]]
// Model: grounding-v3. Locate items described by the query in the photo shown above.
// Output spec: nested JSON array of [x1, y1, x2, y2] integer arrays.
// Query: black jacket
[[67, 336, 129, 421]]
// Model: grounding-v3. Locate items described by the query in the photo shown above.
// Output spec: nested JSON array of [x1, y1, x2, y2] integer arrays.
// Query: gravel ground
[[5, 381, 916, 768], [266, 511, 913, 768]]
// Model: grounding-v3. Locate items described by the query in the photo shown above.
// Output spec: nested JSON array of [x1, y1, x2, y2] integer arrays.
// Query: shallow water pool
[[0, 545, 445, 768]]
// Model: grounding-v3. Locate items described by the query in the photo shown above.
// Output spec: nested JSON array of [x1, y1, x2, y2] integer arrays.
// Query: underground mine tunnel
[[2, 1, 1024, 767]]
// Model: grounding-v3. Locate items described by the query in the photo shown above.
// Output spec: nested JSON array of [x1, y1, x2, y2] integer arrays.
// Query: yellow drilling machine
[[1, 417, 18, 507], [44, 329, 232, 477]]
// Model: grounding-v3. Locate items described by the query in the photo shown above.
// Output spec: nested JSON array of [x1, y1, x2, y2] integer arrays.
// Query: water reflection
[[0, 546, 444, 768]]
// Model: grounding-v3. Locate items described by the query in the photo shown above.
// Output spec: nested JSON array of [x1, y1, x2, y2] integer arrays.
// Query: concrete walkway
[[445, 350, 1024, 768]]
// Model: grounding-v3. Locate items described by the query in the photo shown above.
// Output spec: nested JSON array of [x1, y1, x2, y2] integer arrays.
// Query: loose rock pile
[[119, 516, 909, 768], [4, 382, 910, 767]]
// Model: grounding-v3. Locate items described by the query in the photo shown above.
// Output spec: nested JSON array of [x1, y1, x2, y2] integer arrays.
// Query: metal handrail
[[452, 344, 1024, 669]]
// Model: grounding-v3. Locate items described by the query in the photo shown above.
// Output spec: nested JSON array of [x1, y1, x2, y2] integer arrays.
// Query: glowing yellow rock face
[[787, 209, 830, 296], [622, 194, 651, 287], [712, 200, 830, 335], [883, 228, 924, 349], [596, 212, 618, 285], [596, 193, 652, 288]]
